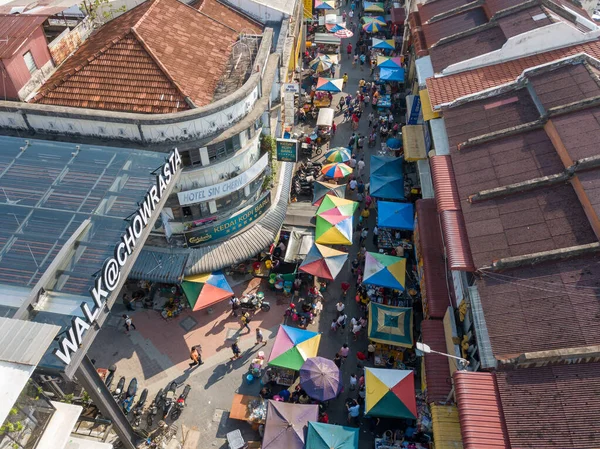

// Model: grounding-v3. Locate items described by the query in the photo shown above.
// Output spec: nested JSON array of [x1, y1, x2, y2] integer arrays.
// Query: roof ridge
[[131, 0, 160, 31], [129, 26, 195, 108]]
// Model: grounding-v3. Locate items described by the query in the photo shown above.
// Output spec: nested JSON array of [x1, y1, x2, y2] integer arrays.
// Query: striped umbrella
[[362, 15, 386, 25], [363, 21, 383, 33], [324, 147, 351, 163], [321, 162, 353, 178], [309, 55, 334, 72], [334, 28, 354, 38]]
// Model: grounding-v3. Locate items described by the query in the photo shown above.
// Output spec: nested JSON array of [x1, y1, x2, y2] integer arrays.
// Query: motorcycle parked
[[147, 388, 164, 427], [132, 388, 148, 427], [170, 384, 191, 420], [122, 378, 138, 415], [162, 381, 178, 419], [113, 376, 126, 401], [105, 364, 116, 389], [238, 292, 270, 312]]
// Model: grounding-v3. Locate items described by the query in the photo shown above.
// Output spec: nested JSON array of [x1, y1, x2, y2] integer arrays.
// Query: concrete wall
[[223, 0, 286, 22], [48, 18, 94, 66], [0, 28, 273, 148]]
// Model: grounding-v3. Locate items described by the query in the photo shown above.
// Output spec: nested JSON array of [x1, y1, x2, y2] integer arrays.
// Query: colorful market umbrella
[[370, 155, 404, 199], [372, 38, 395, 50], [326, 23, 345, 33], [365, 367, 417, 418], [306, 422, 359, 449], [316, 77, 344, 92], [377, 201, 414, 230], [368, 302, 413, 347], [362, 21, 384, 33], [334, 28, 354, 38], [314, 0, 335, 9], [377, 55, 402, 68], [362, 15, 386, 25], [263, 401, 319, 449], [380, 68, 404, 82], [363, 251, 406, 290], [181, 271, 234, 311], [386, 137, 402, 149], [321, 162, 352, 178], [299, 243, 348, 280], [324, 147, 351, 163], [364, 1, 385, 12], [315, 195, 358, 245], [309, 55, 334, 72], [300, 357, 342, 401], [312, 181, 346, 206], [268, 325, 321, 370]]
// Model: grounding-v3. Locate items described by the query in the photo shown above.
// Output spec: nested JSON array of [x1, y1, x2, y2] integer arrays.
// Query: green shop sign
[[184, 193, 272, 247], [276, 138, 298, 162]]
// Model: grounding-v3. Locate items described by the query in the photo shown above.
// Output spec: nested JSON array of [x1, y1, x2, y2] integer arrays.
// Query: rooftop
[[31, 0, 263, 114], [0, 14, 47, 59]]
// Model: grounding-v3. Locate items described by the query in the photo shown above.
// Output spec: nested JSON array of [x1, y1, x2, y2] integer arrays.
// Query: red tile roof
[[454, 371, 510, 449], [0, 14, 47, 59], [440, 210, 474, 271], [32, 0, 262, 113], [418, 0, 475, 24], [197, 0, 261, 33], [421, 319, 453, 403], [495, 363, 600, 449], [496, 5, 550, 39], [477, 255, 600, 357], [415, 199, 453, 319], [426, 40, 600, 109], [430, 155, 461, 212], [422, 7, 488, 48]]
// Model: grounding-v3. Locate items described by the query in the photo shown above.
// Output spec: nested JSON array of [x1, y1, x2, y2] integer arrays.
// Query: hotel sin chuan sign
[[54, 149, 182, 365]]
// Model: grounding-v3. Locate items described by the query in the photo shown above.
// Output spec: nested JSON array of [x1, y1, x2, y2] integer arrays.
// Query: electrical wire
[[479, 262, 600, 289]]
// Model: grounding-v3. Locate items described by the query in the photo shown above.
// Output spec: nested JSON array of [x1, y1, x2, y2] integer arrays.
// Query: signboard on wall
[[184, 193, 272, 247], [276, 138, 298, 162], [304, 0, 312, 18], [177, 153, 269, 206], [408, 95, 422, 125]]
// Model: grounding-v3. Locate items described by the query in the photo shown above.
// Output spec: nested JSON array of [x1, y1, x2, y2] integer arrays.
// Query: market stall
[[321, 162, 353, 180], [370, 156, 404, 200], [316, 107, 334, 140], [368, 302, 413, 349], [229, 394, 266, 429], [306, 422, 358, 449], [315, 195, 358, 245], [299, 356, 342, 401], [181, 271, 234, 311], [365, 368, 418, 419], [299, 243, 348, 281], [312, 180, 346, 206], [364, 252, 406, 291], [263, 401, 319, 449]]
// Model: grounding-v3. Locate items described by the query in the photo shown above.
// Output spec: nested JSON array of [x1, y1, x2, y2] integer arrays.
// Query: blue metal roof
[[129, 249, 189, 284]]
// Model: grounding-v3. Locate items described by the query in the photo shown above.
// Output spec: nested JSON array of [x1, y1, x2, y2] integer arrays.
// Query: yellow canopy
[[402, 125, 427, 161], [430, 404, 463, 449], [419, 89, 440, 121]]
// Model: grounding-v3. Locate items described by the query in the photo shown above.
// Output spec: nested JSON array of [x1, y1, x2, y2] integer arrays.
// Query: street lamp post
[[416, 342, 470, 370]]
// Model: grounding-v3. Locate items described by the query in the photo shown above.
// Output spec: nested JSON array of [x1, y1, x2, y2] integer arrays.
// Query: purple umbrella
[[263, 401, 319, 449], [300, 356, 343, 401]]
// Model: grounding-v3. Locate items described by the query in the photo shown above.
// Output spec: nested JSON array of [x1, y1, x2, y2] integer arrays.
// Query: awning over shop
[[430, 404, 463, 449], [415, 199, 451, 319], [402, 125, 427, 161], [391, 7, 405, 25], [416, 56, 434, 87], [129, 249, 189, 284], [284, 229, 314, 263], [370, 155, 404, 200], [430, 118, 450, 155], [284, 202, 318, 228], [421, 320, 452, 403], [314, 32, 341, 45], [377, 201, 414, 230], [419, 89, 440, 120]]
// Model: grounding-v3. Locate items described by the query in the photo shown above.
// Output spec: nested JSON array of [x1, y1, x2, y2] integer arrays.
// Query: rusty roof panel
[[0, 14, 47, 59], [430, 155, 461, 212], [416, 199, 453, 319], [421, 319, 453, 403], [496, 6, 550, 38], [454, 371, 510, 449], [422, 7, 488, 47], [426, 40, 600, 108], [440, 210, 475, 271], [418, 0, 476, 23], [552, 105, 600, 162]]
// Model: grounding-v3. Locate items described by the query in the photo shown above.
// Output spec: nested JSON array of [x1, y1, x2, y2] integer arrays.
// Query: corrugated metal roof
[[0, 14, 47, 59], [440, 210, 475, 271], [0, 317, 60, 366], [421, 319, 453, 403], [129, 249, 189, 284], [416, 199, 452, 319], [454, 371, 510, 449], [430, 404, 463, 449], [430, 155, 460, 212], [186, 161, 293, 275]]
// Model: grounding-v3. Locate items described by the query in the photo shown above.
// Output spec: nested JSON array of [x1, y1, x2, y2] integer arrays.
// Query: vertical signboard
[[276, 138, 298, 162]]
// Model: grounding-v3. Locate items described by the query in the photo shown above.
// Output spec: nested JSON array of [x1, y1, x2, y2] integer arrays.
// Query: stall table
[[313, 97, 332, 108], [230, 394, 266, 430], [378, 229, 412, 250], [262, 367, 296, 387], [377, 94, 392, 109]]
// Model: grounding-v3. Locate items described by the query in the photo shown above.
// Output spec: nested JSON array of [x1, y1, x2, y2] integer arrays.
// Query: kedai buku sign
[[276, 138, 298, 162]]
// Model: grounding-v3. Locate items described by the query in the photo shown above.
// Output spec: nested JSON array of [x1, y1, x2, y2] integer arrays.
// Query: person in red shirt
[[331, 121, 337, 136], [318, 411, 329, 423], [346, 43, 352, 59]]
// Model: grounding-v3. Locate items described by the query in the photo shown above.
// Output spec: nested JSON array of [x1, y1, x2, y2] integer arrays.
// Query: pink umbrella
[[335, 28, 354, 38]]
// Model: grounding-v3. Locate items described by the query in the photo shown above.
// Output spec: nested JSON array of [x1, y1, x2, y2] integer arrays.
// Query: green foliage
[[81, 0, 126, 21], [62, 394, 74, 404]]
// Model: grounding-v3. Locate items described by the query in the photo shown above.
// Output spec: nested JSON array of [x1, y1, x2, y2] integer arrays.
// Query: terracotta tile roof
[[0, 14, 47, 59], [421, 320, 453, 403], [496, 5, 551, 39], [415, 199, 453, 319], [430, 155, 461, 212], [495, 363, 600, 449], [453, 371, 510, 449], [197, 0, 262, 33], [422, 7, 488, 48], [429, 25, 506, 73], [32, 0, 262, 113], [426, 40, 600, 109], [418, 0, 476, 24], [477, 254, 600, 357]]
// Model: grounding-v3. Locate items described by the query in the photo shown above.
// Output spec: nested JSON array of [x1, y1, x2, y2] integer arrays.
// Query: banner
[[184, 193, 272, 247], [304, 0, 312, 19], [276, 138, 298, 162], [177, 153, 269, 206]]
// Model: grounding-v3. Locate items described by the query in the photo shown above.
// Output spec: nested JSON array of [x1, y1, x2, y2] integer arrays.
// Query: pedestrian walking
[[346, 43, 352, 59], [240, 311, 251, 333], [331, 121, 337, 136], [331, 318, 339, 333], [336, 300, 345, 315], [368, 342, 376, 361], [255, 328, 267, 346], [372, 226, 379, 245], [340, 343, 350, 362], [357, 157, 365, 177], [352, 54, 358, 68], [348, 154, 357, 169], [123, 314, 136, 333], [230, 296, 240, 317], [337, 313, 348, 332], [122, 293, 135, 311], [230, 338, 241, 360], [352, 322, 362, 341], [347, 399, 360, 425], [189, 345, 203, 367], [351, 258, 359, 275], [360, 227, 368, 245], [349, 373, 358, 391], [357, 135, 364, 152], [368, 112, 374, 128], [348, 133, 356, 148], [359, 53, 366, 71], [333, 353, 342, 368], [338, 96, 345, 112], [342, 73, 349, 89]]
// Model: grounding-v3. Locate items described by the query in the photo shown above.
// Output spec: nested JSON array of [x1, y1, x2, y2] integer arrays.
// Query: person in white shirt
[[352, 323, 362, 340], [349, 178, 357, 191], [348, 155, 357, 169], [372, 226, 379, 246], [336, 301, 345, 314]]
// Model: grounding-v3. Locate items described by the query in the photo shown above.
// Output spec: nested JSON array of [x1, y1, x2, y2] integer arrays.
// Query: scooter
[[113, 376, 126, 401], [147, 388, 163, 427], [162, 381, 178, 419], [132, 388, 148, 427], [122, 378, 138, 415], [104, 364, 117, 389], [238, 292, 270, 312], [170, 384, 191, 420]]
